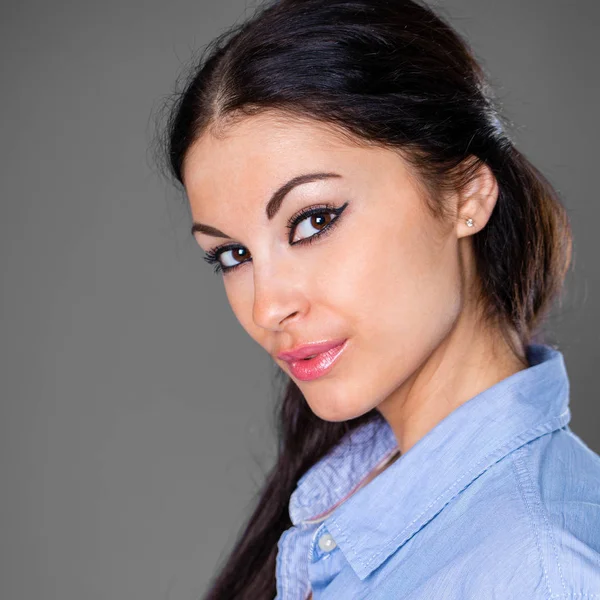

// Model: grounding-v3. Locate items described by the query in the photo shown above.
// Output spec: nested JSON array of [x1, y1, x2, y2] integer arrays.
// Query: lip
[[278, 339, 349, 382], [277, 338, 348, 361]]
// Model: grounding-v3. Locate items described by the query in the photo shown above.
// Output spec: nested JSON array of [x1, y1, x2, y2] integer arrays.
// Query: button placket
[[318, 532, 337, 553], [310, 522, 339, 562]]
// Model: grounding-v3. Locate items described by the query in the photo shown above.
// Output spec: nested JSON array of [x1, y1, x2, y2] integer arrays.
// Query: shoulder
[[464, 427, 600, 597], [521, 426, 600, 555], [525, 428, 600, 589], [361, 427, 600, 599]]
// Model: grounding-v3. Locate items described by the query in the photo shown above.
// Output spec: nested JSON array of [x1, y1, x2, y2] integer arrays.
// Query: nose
[[251, 259, 308, 332]]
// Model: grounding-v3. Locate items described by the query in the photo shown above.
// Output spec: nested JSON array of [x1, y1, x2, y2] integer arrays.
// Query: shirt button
[[318, 532, 337, 552]]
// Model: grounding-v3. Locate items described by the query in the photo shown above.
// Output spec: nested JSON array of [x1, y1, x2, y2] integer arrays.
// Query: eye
[[288, 207, 336, 243], [202, 244, 251, 275], [202, 201, 349, 275]]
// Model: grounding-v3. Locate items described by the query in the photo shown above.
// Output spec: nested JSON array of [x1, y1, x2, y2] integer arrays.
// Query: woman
[[157, 0, 600, 597]]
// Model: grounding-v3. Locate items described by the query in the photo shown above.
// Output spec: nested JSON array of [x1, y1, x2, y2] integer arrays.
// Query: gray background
[[1, 0, 598, 598]]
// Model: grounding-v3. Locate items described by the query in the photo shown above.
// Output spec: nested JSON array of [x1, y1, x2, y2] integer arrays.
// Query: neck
[[376, 309, 528, 456]]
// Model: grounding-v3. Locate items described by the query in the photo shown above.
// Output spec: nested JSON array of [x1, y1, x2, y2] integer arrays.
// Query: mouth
[[284, 339, 348, 382], [277, 338, 348, 362]]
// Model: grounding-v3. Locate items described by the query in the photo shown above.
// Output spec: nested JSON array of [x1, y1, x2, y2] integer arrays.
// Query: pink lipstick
[[278, 339, 348, 381]]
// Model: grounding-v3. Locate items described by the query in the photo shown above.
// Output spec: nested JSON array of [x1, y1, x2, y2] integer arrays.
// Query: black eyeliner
[[203, 200, 350, 275], [285, 201, 350, 245]]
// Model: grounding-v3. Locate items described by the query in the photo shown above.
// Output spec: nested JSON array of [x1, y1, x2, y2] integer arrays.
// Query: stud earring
[[465, 217, 474, 228]]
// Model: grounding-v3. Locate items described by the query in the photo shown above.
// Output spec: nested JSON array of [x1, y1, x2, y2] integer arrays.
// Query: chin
[[305, 395, 371, 423]]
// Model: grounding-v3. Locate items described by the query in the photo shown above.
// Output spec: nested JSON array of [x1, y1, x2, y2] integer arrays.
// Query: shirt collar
[[289, 412, 399, 526], [289, 343, 571, 580]]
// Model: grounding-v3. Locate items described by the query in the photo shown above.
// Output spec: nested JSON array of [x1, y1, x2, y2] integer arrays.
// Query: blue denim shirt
[[274, 344, 600, 599]]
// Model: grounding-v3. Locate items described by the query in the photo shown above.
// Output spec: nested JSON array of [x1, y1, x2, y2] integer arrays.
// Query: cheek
[[329, 213, 462, 350], [218, 210, 462, 363]]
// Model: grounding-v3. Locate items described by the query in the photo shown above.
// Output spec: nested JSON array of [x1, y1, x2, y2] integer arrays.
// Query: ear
[[455, 159, 499, 239]]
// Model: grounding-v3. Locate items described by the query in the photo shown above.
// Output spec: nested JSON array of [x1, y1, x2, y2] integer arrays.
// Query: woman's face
[[183, 112, 465, 422]]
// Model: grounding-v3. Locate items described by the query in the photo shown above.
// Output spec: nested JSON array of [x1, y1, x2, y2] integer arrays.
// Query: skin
[[183, 111, 528, 456]]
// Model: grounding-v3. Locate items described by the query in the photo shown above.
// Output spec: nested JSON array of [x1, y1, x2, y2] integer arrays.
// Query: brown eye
[[205, 201, 349, 276], [233, 247, 250, 262], [292, 210, 335, 243], [206, 245, 252, 272], [311, 213, 332, 231], [223, 246, 251, 267]]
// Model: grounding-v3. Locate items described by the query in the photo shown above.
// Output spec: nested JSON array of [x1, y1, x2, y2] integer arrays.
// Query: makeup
[[285, 339, 348, 381]]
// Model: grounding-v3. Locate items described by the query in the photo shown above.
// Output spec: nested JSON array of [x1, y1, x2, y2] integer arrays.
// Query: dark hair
[[155, 0, 573, 597]]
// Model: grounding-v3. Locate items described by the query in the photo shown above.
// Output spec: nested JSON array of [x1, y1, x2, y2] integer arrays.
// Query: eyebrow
[[190, 171, 342, 239]]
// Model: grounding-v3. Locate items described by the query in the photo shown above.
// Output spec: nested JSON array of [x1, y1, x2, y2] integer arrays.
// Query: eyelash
[[203, 201, 350, 275]]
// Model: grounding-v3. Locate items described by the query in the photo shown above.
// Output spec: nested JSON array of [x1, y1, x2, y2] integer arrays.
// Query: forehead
[[182, 112, 371, 189], [181, 111, 422, 226]]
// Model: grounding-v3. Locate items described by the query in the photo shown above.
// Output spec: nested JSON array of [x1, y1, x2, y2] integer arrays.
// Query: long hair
[[155, 0, 573, 597]]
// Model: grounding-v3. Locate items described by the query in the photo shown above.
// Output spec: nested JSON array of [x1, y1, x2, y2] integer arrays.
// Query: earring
[[465, 217, 474, 228]]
